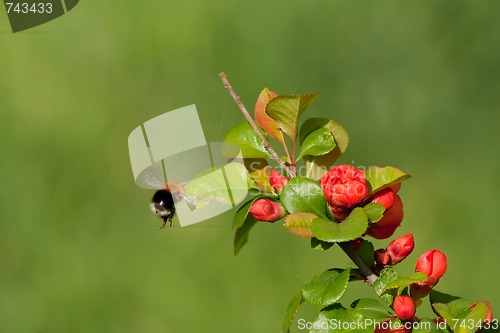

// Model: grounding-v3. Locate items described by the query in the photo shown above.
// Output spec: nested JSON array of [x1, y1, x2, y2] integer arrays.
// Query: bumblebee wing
[[141, 171, 166, 189]]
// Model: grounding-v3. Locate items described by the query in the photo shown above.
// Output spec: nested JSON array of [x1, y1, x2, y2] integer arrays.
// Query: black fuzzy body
[[150, 189, 175, 228]]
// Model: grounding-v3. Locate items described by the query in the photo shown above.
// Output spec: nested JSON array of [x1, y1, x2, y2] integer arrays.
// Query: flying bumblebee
[[150, 188, 175, 228], [149, 181, 186, 229]]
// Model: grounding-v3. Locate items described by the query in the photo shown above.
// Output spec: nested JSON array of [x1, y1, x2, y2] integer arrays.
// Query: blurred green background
[[1, 1, 499, 332]]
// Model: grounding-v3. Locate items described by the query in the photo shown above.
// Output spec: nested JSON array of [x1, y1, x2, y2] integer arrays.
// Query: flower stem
[[339, 242, 378, 285], [219, 72, 296, 178]]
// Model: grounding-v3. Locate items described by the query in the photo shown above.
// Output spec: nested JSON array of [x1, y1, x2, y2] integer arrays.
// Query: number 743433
[[5, 2, 53, 14]]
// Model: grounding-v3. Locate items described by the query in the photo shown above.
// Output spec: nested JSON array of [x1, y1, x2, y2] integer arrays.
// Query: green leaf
[[374, 268, 400, 296], [233, 198, 256, 229], [297, 127, 336, 160], [430, 290, 460, 305], [283, 291, 304, 333], [283, 212, 316, 238], [432, 303, 454, 326], [310, 303, 373, 333], [383, 272, 427, 294], [302, 269, 351, 308], [363, 203, 385, 223], [373, 268, 399, 305], [223, 121, 271, 158], [280, 177, 328, 218], [300, 118, 349, 180], [433, 299, 475, 320], [233, 216, 258, 255], [311, 238, 336, 251], [300, 118, 349, 151], [433, 299, 489, 333], [185, 162, 249, 209], [350, 298, 392, 320], [459, 302, 489, 333], [358, 240, 375, 267], [311, 208, 369, 243], [266, 94, 319, 145], [365, 166, 411, 193], [224, 162, 252, 205]]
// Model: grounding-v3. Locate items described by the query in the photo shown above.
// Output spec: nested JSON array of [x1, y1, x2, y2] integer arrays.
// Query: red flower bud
[[375, 249, 390, 265], [386, 233, 415, 265], [269, 169, 289, 194], [371, 188, 395, 210], [366, 194, 404, 239], [394, 296, 416, 321], [415, 250, 447, 280], [410, 250, 447, 299], [249, 199, 285, 222], [320, 164, 369, 207]]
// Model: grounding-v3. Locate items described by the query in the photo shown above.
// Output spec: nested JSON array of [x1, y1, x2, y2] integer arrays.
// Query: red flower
[[366, 194, 404, 239], [386, 233, 415, 265], [394, 296, 416, 321], [320, 165, 369, 221], [415, 250, 447, 280], [269, 169, 289, 194], [410, 250, 447, 299], [249, 199, 285, 222]]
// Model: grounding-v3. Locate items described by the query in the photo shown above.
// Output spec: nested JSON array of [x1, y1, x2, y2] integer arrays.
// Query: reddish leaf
[[254, 88, 284, 143]]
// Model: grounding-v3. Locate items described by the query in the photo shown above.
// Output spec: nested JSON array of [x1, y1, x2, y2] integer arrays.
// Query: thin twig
[[282, 139, 293, 167], [219, 72, 296, 177], [339, 242, 378, 286]]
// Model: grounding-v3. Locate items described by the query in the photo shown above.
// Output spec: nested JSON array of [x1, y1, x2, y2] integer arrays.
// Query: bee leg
[[159, 211, 174, 230], [159, 219, 167, 230], [167, 211, 174, 226]]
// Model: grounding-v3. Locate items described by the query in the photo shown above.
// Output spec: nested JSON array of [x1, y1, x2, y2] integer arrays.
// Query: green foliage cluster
[[222, 87, 496, 333]]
